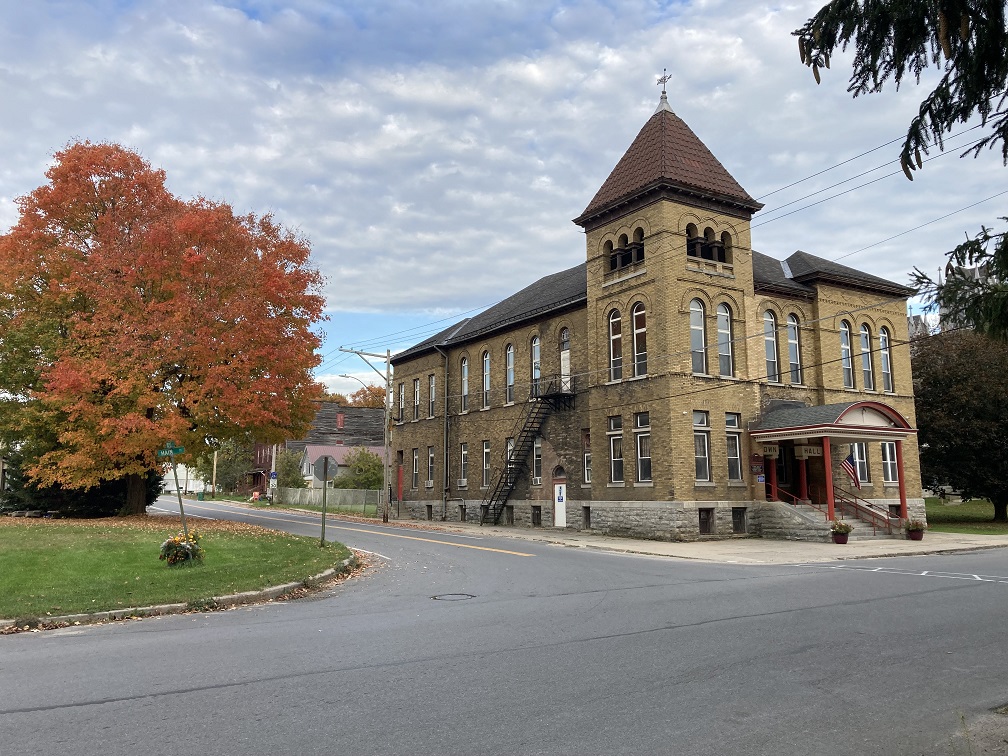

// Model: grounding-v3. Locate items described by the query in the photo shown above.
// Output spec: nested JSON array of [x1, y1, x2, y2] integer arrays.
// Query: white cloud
[[2, 0, 1004, 358]]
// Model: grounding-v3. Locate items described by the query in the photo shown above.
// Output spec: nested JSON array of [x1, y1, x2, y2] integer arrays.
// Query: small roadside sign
[[314, 455, 338, 482], [156, 446, 185, 458], [270, 471, 278, 479]]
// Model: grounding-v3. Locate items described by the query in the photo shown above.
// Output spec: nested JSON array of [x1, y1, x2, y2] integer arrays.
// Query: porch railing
[[811, 485, 896, 535]]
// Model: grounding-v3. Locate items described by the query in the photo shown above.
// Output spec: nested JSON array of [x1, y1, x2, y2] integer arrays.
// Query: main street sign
[[156, 442, 185, 458]]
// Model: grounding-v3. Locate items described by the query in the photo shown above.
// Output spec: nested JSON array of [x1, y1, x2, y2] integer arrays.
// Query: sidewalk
[[403, 518, 1008, 565]]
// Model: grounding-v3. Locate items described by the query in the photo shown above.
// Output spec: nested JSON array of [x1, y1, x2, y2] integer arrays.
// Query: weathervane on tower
[[657, 68, 672, 95]]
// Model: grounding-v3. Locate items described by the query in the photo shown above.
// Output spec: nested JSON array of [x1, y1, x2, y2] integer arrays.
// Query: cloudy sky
[[2, 1, 1004, 394]]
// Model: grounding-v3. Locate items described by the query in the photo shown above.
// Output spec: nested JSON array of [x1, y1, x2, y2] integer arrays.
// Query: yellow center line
[[173, 501, 535, 557]]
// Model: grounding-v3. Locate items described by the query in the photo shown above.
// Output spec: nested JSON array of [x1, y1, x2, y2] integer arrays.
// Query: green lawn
[[0, 516, 351, 620], [924, 497, 1008, 535]]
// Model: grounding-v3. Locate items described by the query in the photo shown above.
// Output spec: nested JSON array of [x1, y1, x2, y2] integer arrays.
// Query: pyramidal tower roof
[[574, 91, 763, 228]]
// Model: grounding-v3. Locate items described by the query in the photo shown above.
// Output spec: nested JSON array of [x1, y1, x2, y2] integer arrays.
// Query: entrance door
[[553, 482, 567, 527]]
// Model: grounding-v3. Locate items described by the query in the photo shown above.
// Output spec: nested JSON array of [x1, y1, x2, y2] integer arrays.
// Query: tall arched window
[[787, 314, 802, 384], [608, 310, 622, 381], [840, 321, 854, 388], [860, 324, 875, 390], [632, 303, 647, 377], [505, 344, 515, 403], [764, 311, 780, 382], [879, 327, 894, 392], [716, 303, 733, 377], [530, 336, 541, 397], [460, 357, 469, 412], [559, 328, 571, 392], [482, 350, 491, 408], [690, 299, 707, 374]]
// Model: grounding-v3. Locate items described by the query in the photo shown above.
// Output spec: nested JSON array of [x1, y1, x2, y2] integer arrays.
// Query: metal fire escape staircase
[[480, 376, 574, 525]]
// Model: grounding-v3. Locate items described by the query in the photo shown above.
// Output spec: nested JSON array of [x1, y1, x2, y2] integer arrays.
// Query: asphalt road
[[2, 496, 1008, 755]]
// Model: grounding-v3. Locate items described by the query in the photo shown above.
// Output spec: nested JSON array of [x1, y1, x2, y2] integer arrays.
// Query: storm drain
[[431, 593, 476, 601]]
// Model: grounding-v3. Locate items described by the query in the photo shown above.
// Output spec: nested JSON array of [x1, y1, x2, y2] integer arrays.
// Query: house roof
[[392, 262, 587, 363], [784, 250, 915, 296], [749, 400, 915, 442], [301, 444, 385, 466], [574, 93, 763, 227], [752, 249, 915, 298], [285, 403, 384, 453]]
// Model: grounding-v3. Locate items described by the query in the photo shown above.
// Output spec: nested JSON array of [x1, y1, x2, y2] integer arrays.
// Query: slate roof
[[750, 401, 861, 432], [752, 249, 915, 298], [286, 403, 384, 453], [785, 250, 915, 296], [574, 94, 762, 227], [392, 262, 587, 363], [751, 251, 816, 296]]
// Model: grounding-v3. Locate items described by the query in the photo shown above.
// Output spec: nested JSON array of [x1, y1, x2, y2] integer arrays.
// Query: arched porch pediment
[[749, 400, 915, 444]]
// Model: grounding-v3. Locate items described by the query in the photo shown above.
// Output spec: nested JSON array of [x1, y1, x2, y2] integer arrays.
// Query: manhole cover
[[431, 593, 476, 601]]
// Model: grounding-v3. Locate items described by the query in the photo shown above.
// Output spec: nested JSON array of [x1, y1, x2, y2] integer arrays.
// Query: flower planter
[[906, 530, 924, 541], [832, 532, 849, 544]]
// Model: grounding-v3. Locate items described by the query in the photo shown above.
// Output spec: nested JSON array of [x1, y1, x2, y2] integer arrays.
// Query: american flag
[[841, 452, 861, 489]]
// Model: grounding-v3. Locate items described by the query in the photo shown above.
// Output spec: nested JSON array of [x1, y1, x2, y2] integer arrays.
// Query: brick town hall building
[[389, 90, 924, 542]]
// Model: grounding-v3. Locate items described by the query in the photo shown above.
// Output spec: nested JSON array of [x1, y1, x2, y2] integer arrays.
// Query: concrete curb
[[1, 555, 357, 633]]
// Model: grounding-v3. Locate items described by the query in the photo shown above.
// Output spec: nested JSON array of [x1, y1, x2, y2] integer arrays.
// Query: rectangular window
[[506, 346, 515, 403], [428, 374, 435, 417], [608, 415, 623, 483], [532, 436, 542, 483], [693, 410, 711, 482], [634, 411, 651, 482], [427, 446, 435, 485], [461, 359, 469, 412], [881, 441, 898, 484], [482, 440, 491, 488], [413, 378, 420, 421], [582, 429, 591, 484], [698, 507, 714, 535], [411, 448, 419, 489], [732, 507, 747, 534], [460, 442, 468, 484], [397, 383, 404, 422], [852, 442, 870, 484], [725, 412, 743, 481]]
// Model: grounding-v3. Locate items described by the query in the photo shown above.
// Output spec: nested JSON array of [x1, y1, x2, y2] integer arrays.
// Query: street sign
[[156, 446, 185, 458], [313, 455, 339, 482], [270, 471, 278, 479]]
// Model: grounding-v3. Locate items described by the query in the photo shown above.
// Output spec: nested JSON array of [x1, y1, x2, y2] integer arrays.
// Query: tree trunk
[[993, 498, 1008, 523], [120, 473, 148, 515]]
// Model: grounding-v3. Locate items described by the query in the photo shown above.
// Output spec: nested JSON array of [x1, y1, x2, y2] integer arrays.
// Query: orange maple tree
[[0, 141, 326, 513]]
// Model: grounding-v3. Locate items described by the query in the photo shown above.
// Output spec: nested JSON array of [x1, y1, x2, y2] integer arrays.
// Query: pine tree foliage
[[795, 2, 1008, 337]]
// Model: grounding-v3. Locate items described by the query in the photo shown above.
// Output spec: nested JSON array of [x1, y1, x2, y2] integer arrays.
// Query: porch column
[[798, 458, 809, 501], [896, 439, 909, 520], [823, 436, 835, 520], [766, 454, 778, 500]]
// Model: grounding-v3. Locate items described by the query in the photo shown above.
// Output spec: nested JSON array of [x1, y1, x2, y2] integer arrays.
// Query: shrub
[[159, 530, 205, 566]]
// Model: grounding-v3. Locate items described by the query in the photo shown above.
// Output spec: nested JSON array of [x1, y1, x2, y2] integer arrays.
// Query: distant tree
[[276, 448, 307, 489], [0, 142, 325, 514], [319, 392, 350, 404], [794, 2, 1008, 337], [349, 384, 386, 408], [332, 447, 383, 490], [192, 437, 254, 493], [912, 329, 1008, 520]]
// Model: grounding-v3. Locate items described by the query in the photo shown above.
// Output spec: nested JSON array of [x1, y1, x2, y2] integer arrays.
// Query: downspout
[[434, 345, 450, 520]]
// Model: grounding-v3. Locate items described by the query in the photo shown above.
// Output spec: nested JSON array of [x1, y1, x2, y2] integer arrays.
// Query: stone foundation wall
[[398, 495, 924, 542]]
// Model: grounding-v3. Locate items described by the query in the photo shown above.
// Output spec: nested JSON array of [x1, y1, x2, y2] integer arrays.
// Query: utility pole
[[338, 347, 392, 523]]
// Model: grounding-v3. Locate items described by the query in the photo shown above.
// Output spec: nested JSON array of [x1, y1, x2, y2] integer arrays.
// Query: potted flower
[[830, 519, 853, 544], [905, 518, 926, 541]]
